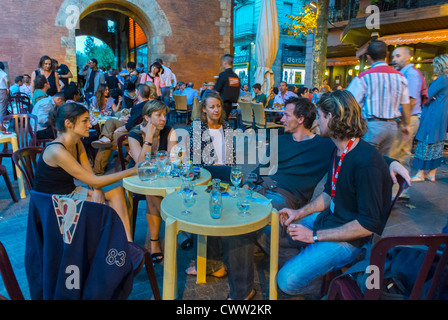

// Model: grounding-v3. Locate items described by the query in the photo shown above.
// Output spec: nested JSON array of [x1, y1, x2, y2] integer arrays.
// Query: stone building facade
[[0, 0, 233, 88]]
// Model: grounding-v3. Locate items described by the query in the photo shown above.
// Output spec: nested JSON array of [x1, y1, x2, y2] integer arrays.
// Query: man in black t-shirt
[[214, 54, 240, 119], [54, 59, 73, 87], [277, 90, 394, 296]]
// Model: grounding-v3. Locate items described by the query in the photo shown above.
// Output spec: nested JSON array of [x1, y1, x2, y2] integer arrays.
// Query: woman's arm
[[46, 144, 136, 189], [55, 73, 61, 92]]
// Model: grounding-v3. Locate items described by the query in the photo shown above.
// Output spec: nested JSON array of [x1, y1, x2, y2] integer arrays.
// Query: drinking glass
[[180, 182, 195, 215], [2, 120, 10, 134], [246, 172, 258, 200], [236, 189, 251, 217], [157, 151, 169, 177], [230, 166, 242, 198]]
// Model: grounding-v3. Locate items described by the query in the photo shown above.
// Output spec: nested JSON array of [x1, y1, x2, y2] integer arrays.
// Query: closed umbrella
[[254, 0, 279, 96]]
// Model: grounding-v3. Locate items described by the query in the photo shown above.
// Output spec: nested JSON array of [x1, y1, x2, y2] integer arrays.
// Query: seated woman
[[89, 83, 122, 115], [33, 102, 137, 241], [127, 99, 177, 263], [185, 91, 236, 277]]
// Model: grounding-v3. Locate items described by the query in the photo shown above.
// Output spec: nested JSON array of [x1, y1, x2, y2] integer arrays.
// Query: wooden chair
[[0, 241, 24, 300], [190, 96, 200, 122], [10, 94, 31, 114], [116, 133, 128, 172], [12, 146, 43, 191], [238, 101, 254, 128], [173, 94, 190, 123], [0, 165, 18, 202], [0, 114, 38, 180], [251, 102, 283, 130]]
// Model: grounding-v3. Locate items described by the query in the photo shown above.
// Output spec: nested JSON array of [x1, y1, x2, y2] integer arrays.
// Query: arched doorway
[[55, 0, 176, 78]]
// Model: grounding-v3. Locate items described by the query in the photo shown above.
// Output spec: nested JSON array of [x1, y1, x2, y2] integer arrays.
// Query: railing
[[374, 0, 446, 12]]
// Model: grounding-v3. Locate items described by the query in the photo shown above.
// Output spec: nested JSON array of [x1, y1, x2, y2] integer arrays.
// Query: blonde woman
[[128, 100, 177, 263], [411, 54, 448, 182]]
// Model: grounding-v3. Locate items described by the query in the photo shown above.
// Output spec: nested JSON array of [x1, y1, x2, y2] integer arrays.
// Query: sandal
[[185, 265, 227, 278], [427, 175, 436, 182], [150, 238, 163, 264], [91, 137, 113, 149], [410, 175, 425, 182], [226, 289, 256, 300]]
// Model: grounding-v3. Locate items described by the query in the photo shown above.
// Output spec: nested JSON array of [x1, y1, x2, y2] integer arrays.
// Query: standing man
[[155, 58, 174, 106], [0, 62, 9, 118], [214, 54, 240, 119], [390, 46, 424, 200], [79, 58, 105, 104], [54, 59, 73, 88], [347, 40, 411, 156]]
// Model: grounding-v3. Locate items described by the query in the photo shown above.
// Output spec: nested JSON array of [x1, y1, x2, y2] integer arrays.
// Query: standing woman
[[127, 100, 177, 263], [140, 62, 163, 98], [31, 56, 60, 96], [33, 103, 137, 241], [411, 54, 448, 182]]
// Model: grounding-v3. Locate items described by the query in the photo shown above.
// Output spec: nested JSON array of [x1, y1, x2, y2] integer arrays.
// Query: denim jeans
[[276, 212, 361, 295]]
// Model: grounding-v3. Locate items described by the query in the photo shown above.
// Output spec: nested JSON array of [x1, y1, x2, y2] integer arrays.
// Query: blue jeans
[[276, 212, 361, 295]]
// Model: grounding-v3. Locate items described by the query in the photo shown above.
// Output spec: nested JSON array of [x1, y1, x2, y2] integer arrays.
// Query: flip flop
[[410, 175, 425, 182], [91, 139, 113, 149]]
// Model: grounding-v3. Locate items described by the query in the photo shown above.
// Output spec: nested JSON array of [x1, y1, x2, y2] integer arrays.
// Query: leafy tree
[[76, 36, 115, 68]]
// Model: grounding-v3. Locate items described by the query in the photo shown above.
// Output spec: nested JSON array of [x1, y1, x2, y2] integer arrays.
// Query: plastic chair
[[10, 94, 31, 113], [327, 234, 448, 300], [251, 102, 283, 130], [0, 114, 38, 180], [238, 101, 253, 128], [116, 133, 144, 239], [26, 190, 161, 300], [0, 241, 25, 300], [173, 94, 190, 123], [12, 146, 43, 191], [0, 164, 18, 202]]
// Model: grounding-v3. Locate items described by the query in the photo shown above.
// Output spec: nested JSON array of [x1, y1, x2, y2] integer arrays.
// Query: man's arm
[[279, 192, 331, 227]]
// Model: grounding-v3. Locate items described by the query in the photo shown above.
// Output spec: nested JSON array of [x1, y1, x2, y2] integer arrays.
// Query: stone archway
[[55, 0, 176, 74]]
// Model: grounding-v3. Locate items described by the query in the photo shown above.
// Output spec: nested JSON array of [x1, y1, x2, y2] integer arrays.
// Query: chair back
[[116, 133, 128, 171], [366, 234, 448, 300], [173, 94, 188, 111], [0, 241, 25, 300], [11, 95, 31, 113], [239, 101, 253, 127], [191, 96, 200, 121], [0, 114, 38, 148], [26, 190, 156, 300], [12, 146, 43, 191], [251, 102, 267, 128]]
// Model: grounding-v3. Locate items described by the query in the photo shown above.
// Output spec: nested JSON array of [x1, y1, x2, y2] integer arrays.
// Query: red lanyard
[[331, 138, 356, 198]]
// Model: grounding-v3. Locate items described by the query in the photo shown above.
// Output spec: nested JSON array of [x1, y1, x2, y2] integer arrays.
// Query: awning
[[326, 56, 359, 66], [356, 29, 448, 58]]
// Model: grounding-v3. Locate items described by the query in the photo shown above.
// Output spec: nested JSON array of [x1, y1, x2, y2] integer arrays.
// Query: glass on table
[[236, 189, 251, 217], [245, 172, 258, 200], [2, 119, 11, 134], [230, 165, 242, 198], [180, 182, 195, 215], [138, 152, 158, 181]]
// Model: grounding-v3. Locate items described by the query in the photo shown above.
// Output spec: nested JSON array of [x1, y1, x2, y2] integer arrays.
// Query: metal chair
[[0, 114, 38, 180], [0, 241, 25, 300], [173, 94, 190, 123], [238, 101, 254, 128], [12, 146, 43, 191], [190, 96, 200, 122], [251, 102, 283, 130]]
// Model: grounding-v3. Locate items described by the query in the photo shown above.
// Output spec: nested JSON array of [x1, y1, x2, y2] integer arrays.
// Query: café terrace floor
[[1, 127, 447, 300]]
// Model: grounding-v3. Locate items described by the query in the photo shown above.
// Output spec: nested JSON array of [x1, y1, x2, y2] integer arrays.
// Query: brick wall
[[0, 0, 232, 90]]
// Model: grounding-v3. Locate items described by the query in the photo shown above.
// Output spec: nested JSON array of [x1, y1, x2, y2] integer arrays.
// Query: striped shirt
[[347, 62, 410, 119]]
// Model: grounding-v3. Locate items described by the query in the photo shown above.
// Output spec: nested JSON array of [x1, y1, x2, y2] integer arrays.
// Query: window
[[234, 3, 254, 35]]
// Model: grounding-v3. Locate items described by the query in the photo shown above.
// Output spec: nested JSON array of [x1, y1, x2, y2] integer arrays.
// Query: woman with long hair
[[31, 55, 60, 96], [89, 83, 122, 115], [127, 99, 177, 263], [411, 54, 448, 182], [140, 62, 163, 97], [33, 103, 137, 241]]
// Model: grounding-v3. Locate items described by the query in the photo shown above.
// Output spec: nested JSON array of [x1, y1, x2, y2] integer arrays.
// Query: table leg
[[196, 235, 207, 284], [125, 189, 134, 232], [10, 137, 25, 198], [269, 210, 279, 300], [163, 216, 178, 300]]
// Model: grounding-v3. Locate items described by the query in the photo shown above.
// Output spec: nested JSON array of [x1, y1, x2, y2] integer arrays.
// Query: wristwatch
[[313, 230, 319, 243]]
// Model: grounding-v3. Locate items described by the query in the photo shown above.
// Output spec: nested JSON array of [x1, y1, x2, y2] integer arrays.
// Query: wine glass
[[230, 166, 242, 198], [2, 120, 10, 134], [180, 182, 195, 215], [246, 172, 258, 200], [237, 189, 251, 217], [177, 146, 185, 163]]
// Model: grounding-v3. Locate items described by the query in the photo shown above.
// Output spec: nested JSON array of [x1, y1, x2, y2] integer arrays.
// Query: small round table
[[160, 185, 279, 300]]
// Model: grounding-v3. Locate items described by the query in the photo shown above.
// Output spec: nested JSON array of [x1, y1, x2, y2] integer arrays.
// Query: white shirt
[[160, 65, 174, 88], [0, 69, 8, 90], [208, 127, 225, 165]]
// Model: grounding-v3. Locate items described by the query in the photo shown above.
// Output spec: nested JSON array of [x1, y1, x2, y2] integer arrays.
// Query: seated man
[[9, 76, 23, 96], [220, 93, 410, 299], [252, 83, 267, 107], [31, 91, 66, 140], [277, 90, 394, 295], [31, 74, 50, 106], [92, 83, 153, 175], [182, 82, 200, 108]]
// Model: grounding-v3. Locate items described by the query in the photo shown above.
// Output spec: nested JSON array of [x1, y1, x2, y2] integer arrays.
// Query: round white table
[[160, 185, 279, 300]]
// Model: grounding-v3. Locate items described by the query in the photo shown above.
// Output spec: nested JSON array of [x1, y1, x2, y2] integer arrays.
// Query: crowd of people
[[1, 38, 447, 300]]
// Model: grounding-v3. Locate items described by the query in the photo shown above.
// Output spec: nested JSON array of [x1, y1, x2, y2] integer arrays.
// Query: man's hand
[[279, 208, 302, 227], [389, 160, 411, 186], [287, 224, 314, 243], [401, 125, 411, 142]]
